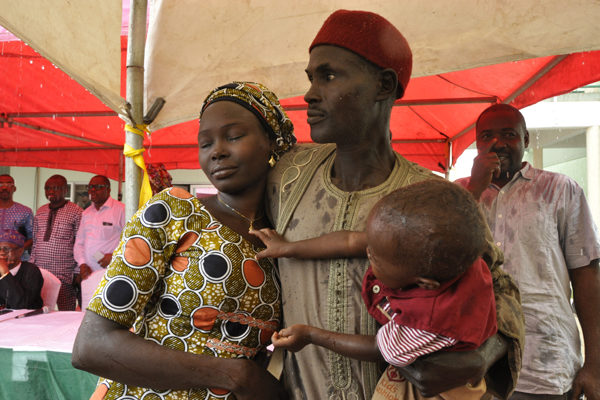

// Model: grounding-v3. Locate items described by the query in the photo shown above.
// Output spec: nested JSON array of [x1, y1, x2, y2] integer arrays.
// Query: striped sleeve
[[376, 319, 457, 367]]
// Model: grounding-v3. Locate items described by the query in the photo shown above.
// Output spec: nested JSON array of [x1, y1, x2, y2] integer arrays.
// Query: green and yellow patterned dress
[[87, 187, 281, 400]]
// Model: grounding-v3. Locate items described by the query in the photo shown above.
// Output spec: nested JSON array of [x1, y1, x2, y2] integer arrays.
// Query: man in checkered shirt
[[31, 175, 82, 310]]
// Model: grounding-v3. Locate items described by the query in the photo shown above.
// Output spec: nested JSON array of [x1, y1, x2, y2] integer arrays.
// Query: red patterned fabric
[[362, 257, 497, 351]]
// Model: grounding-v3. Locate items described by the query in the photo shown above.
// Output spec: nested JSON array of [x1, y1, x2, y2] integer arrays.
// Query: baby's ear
[[415, 277, 440, 290]]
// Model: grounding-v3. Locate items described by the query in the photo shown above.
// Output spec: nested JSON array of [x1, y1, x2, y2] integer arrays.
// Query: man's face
[[44, 177, 67, 205], [303, 45, 380, 145], [0, 241, 23, 269], [476, 109, 529, 178], [87, 176, 110, 208], [0, 176, 16, 202]]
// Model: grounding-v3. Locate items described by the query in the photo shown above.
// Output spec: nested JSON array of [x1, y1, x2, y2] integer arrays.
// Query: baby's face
[[366, 231, 417, 290]]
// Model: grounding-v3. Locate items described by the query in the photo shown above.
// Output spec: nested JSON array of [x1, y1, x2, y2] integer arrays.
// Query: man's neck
[[0, 199, 14, 209], [93, 198, 108, 210], [49, 199, 67, 210], [491, 162, 525, 188], [331, 144, 396, 192]]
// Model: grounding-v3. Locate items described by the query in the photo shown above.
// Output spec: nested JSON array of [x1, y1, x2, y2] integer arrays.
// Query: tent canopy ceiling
[[1, 0, 600, 179]]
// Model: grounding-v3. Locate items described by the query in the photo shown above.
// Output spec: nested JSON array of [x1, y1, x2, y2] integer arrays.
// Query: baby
[[253, 179, 497, 399]]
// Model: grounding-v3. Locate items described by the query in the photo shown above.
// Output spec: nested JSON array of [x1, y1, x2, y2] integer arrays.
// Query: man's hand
[[79, 263, 92, 280], [399, 333, 507, 397], [570, 261, 600, 400], [98, 254, 112, 268], [271, 324, 313, 352], [250, 228, 291, 260], [571, 362, 600, 400], [467, 139, 500, 200]]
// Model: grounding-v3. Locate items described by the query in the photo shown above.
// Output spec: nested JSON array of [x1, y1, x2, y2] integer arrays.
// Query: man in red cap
[[267, 9, 524, 400]]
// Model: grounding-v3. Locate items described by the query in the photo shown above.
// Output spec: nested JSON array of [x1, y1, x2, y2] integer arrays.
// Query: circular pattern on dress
[[222, 316, 250, 340], [260, 326, 274, 345], [200, 252, 231, 283], [192, 306, 220, 332], [175, 231, 199, 253], [140, 201, 170, 227], [242, 259, 265, 288], [172, 255, 189, 272], [123, 236, 152, 267], [168, 187, 193, 199], [162, 335, 187, 352], [102, 276, 137, 311], [159, 295, 180, 317], [208, 387, 230, 397]]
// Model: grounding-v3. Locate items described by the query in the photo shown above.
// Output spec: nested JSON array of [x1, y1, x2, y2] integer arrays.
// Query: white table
[[0, 311, 98, 399]]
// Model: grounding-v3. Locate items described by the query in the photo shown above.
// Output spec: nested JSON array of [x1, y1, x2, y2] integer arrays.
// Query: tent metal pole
[[449, 55, 567, 145], [119, 151, 124, 202], [283, 96, 498, 111], [2, 119, 120, 147], [8, 111, 118, 118], [445, 141, 453, 180], [124, 0, 148, 219]]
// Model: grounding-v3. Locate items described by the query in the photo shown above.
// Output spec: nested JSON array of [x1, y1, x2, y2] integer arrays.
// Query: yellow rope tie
[[123, 124, 153, 209]]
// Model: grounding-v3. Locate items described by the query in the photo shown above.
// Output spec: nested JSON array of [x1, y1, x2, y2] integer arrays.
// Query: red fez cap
[[310, 10, 412, 99]]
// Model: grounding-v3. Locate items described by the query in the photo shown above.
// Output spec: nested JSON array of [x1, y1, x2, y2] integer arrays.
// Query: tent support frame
[[124, 0, 148, 219]]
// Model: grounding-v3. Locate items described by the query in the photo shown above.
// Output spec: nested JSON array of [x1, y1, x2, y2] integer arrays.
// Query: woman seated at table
[[0, 229, 43, 310], [72, 81, 296, 400]]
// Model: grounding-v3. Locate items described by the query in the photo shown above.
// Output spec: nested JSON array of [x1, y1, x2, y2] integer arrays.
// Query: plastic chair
[[81, 269, 105, 309], [38, 268, 61, 311]]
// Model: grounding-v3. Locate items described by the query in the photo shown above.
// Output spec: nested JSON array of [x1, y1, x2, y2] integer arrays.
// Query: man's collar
[[517, 161, 533, 180], [94, 196, 113, 211], [49, 199, 68, 210], [10, 262, 22, 276]]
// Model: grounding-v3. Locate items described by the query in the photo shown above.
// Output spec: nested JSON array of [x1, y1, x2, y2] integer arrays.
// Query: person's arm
[[569, 259, 600, 400], [23, 239, 33, 252], [73, 215, 86, 274], [72, 312, 288, 400], [78, 263, 92, 280], [23, 210, 34, 251], [271, 323, 381, 362], [98, 253, 113, 268], [251, 228, 366, 260], [465, 139, 500, 201]]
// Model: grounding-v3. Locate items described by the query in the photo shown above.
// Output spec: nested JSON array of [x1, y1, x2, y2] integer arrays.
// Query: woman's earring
[[268, 154, 277, 168]]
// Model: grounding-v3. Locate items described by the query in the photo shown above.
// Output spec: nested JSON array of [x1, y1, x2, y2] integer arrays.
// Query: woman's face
[[198, 101, 273, 195]]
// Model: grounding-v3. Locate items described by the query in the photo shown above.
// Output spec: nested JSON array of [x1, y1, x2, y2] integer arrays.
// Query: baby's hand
[[271, 324, 312, 352], [249, 228, 290, 259]]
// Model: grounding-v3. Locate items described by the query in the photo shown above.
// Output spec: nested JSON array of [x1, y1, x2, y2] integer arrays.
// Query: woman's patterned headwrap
[[200, 81, 296, 157], [146, 163, 173, 194]]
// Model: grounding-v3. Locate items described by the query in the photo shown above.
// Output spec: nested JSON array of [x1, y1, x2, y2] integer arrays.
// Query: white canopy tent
[[1, 0, 600, 216]]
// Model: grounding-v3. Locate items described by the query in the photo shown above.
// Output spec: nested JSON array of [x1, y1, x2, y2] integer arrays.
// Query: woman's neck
[[200, 187, 270, 246]]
